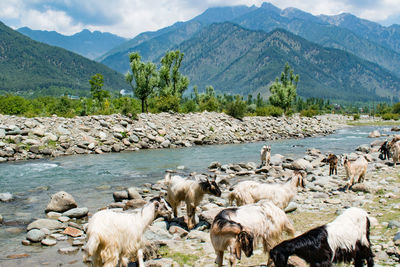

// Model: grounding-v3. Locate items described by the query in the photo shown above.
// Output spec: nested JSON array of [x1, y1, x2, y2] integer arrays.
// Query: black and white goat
[[210, 200, 295, 266], [270, 207, 374, 267], [83, 196, 172, 267], [165, 172, 221, 229]]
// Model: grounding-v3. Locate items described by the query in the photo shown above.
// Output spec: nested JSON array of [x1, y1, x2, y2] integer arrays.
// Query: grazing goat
[[390, 140, 400, 166], [322, 154, 338, 176], [83, 196, 172, 267], [378, 140, 390, 160], [228, 172, 305, 209], [210, 200, 295, 267], [165, 172, 221, 230], [342, 156, 368, 189], [270, 207, 374, 267], [260, 145, 271, 167]]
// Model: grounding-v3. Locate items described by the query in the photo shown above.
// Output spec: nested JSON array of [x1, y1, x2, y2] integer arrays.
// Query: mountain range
[[0, 22, 126, 96], [6, 2, 400, 102], [178, 23, 400, 102], [17, 27, 127, 60]]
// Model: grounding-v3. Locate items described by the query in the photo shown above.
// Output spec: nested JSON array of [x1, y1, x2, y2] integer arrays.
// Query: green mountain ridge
[[18, 27, 127, 60], [177, 23, 400, 102], [0, 22, 126, 96]]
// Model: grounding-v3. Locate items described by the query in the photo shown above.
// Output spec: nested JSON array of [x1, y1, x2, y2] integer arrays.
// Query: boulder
[[27, 219, 66, 231], [368, 130, 380, 138], [350, 183, 371, 193], [41, 238, 57, 246], [62, 207, 89, 219], [290, 159, 313, 171], [58, 246, 80, 255], [26, 229, 46, 242], [45, 191, 77, 213], [123, 199, 147, 210], [0, 192, 13, 202], [356, 144, 370, 153], [127, 187, 142, 200], [199, 208, 224, 224], [270, 154, 284, 166], [113, 190, 129, 202], [63, 226, 83, 237]]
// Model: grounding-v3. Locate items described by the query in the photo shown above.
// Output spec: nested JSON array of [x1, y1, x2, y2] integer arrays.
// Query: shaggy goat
[[83, 196, 172, 267], [210, 200, 295, 266], [270, 207, 374, 267], [390, 140, 400, 166], [322, 154, 338, 176], [260, 145, 271, 167], [343, 156, 368, 189], [210, 200, 295, 267], [228, 172, 305, 209], [165, 172, 221, 230]]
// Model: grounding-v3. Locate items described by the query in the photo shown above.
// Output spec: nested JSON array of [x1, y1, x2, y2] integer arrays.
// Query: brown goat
[[322, 154, 338, 176]]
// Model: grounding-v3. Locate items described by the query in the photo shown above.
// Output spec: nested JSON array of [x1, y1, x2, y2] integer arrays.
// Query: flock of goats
[[82, 136, 400, 267]]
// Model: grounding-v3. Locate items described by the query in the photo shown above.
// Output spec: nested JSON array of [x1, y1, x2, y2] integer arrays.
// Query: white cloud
[[1, 0, 400, 38]]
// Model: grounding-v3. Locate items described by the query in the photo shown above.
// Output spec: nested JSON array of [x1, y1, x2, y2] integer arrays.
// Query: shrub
[[256, 105, 283, 117], [181, 99, 198, 113], [225, 96, 247, 119], [381, 113, 400, 120], [300, 108, 319, 117], [150, 95, 180, 113], [353, 114, 360, 120], [199, 97, 219, 112]]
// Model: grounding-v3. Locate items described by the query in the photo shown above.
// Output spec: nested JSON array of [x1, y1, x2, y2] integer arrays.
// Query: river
[[0, 125, 397, 266]]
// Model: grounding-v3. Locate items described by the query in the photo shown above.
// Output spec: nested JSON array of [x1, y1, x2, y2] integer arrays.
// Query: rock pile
[[0, 112, 345, 162]]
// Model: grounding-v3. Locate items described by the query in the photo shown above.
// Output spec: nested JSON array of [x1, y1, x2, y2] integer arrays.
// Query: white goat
[[165, 172, 221, 230], [260, 145, 271, 167], [82, 196, 172, 267], [210, 200, 295, 267], [390, 140, 400, 166], [343, 156, 368, 189], [270, 207, 374, 267], [228, 172, 304, 209]]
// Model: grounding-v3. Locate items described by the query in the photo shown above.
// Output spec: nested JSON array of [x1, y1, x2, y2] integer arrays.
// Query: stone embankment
[[0, 112, 346, 162], [8, 135, 400, 266]]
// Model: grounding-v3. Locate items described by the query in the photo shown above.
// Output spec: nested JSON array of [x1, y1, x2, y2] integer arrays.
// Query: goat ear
[[234, 241, 242, 260]]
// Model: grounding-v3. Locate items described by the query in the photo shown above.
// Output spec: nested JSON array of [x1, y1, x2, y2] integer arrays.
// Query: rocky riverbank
[[0, 112, 346, 162], [4, 133, 400, 266]]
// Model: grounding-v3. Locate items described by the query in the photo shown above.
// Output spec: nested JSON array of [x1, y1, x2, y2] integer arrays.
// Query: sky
[[1, 0, 400, 38]]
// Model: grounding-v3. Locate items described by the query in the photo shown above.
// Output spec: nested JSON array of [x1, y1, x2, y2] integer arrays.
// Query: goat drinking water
[[165, 172, 221, 229]]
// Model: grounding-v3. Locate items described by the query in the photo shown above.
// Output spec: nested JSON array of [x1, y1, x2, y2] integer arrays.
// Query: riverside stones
[[27, 219, 66, 231], [62, 207, 89, 219], [45, 191, 77, 213], [26, 229, 46, 242]]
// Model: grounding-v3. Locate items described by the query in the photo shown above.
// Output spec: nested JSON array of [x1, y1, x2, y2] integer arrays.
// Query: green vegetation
[[158, 246, 200, 266], [0, 22, 126, 96], [269, 63, 299, 113]]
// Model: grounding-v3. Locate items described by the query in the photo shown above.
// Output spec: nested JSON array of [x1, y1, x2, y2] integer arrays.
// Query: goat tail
[[164, 172, 172, 184], [284, 220, 295, 237], [228, 191, 236, 206], [82, 234, 100, 264]]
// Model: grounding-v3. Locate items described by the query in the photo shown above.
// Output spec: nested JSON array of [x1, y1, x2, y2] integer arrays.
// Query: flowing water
[[0, 125, 397, 266]]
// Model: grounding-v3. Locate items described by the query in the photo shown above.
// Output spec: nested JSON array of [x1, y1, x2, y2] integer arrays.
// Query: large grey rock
[[27, 219, 66, 231], [127, 187, 142, 200], [270, 154, 284, 166], [394, 232, 400, 241], [368, 130, 381, 138], [0, 192, 13, 202], [356, 144, 370, 153], [62, 207, 89, 219], [388, 220, 400, 229], [290, 158, 313, 171], [113, 190, 129, 202], [45, 191, 77, 213], [41, 238, 57, 246], [199, 208, 224, 224], [26, 229, 46, 242]]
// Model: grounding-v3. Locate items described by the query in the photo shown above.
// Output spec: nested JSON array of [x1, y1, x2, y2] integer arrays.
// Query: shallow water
[[0, 125, 397, 265]]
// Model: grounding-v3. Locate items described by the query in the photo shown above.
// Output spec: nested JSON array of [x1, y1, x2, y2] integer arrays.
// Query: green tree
[[269, 63, 299, 112], [126, 52, 159, 113], [226, 95, 247, 120], [159, 50, 189, 97], [89, 74, 110, 103]]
